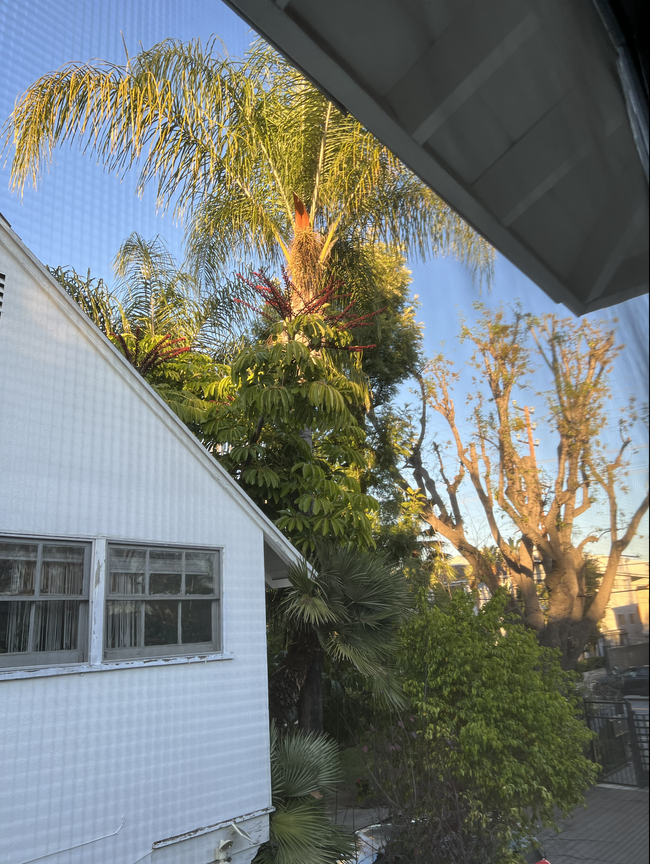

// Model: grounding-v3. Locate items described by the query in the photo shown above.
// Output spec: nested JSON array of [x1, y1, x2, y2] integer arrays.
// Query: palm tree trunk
[[297, 649, 324, 733], [268, 629, 319, 727]]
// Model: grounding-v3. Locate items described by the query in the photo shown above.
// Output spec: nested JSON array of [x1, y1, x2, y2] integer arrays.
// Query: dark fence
[[627, 701, 649, 787], [584, 699, 649, 787]]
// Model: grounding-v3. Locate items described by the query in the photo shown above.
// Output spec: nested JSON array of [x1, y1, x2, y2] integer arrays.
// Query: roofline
[[224, 0, 648, 316], [223, 0, 577, 313], [0, 221, 304, 575]]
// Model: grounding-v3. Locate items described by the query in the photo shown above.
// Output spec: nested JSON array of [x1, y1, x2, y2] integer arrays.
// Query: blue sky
[[1, 0, 647, 557]]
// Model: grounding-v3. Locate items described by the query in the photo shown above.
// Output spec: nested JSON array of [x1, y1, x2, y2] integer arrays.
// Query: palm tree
[[112, 231, 248, 356], [3, 38, 493, 306], [269, 543, 410, 733], [254, 723, 355, 864], [50, 233, 241, 426]]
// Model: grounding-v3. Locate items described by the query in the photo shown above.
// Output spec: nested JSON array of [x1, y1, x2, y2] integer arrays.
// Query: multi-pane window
[[0, 539, 89, 668], [105, 545, 220, 660]]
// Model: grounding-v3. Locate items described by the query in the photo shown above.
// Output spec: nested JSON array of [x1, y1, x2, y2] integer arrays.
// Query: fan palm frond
[[254, 724, 355, 864], [260, 800, 354, 864], [271, 722, 343, 799], [282, 560, 339, 629], [276, 543, 409, 706]]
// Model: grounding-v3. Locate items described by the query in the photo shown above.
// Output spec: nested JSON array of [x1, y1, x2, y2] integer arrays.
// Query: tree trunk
[[268, 630, 319, 727], [297, 649, 324, 733], [537, 618, 596, 670]]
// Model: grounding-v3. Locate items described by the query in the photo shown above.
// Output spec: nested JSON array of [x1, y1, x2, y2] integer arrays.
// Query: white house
[[0, 218, 302, 864]]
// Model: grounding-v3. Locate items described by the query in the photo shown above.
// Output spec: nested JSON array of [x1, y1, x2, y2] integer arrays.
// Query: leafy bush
[[363, 590, 597, 862]]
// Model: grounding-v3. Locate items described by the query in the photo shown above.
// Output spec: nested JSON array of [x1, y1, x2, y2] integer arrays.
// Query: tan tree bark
[[373, 309, 648, 669]]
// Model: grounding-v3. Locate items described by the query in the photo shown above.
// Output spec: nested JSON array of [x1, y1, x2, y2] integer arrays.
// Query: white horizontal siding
[[0, 233, 273, 863]]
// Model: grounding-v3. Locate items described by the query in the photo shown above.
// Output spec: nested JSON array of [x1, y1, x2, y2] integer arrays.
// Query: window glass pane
[[145, 601, 178, 646], [107, 600, 142, 649], [185, 552, 214, 573], [185, 573, 214, 595], [110, 571, 145, 595], [0, 601, 31, 653], [150, 551, 182, 573], [149, 573, 181, 595], [185, 552, 215, 595], [42, 545, 85, 563], [149, 551, 182, 596], [181, 601, 212, 643], [41, 546, 84, 594], [0, 544, 37, 595], [111, 547, 146, 572], [33, 600, 79, 652], [110, 548, 145, 594]]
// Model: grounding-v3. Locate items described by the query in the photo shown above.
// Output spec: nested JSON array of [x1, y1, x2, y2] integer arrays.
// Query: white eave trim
[[223, 0, 575, 310]]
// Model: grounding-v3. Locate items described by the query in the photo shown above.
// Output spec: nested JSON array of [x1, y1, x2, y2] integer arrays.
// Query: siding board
[[0, 224, 277, 863]]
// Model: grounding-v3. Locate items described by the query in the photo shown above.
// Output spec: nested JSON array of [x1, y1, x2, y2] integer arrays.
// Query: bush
[[362, 590, 597, 862]]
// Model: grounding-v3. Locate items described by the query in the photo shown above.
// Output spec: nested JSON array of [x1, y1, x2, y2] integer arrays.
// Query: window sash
[[0, 539, 89, 668], [105, 545, 221, 659]]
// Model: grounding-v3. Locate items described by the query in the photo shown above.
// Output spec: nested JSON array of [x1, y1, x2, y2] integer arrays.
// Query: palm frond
[[48, 265, 124, 336], [257, 724, 355, 864], [282, 560, 339, 628], [4, 37, 494, 288], [271, 723, 344, 799], [113, 232, 197, 335], [264, 800, 354, 864]]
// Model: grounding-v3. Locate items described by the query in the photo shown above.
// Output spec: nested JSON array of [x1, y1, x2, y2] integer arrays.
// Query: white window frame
[[0, 536, 90, 669], [104, 542, 222, 661]]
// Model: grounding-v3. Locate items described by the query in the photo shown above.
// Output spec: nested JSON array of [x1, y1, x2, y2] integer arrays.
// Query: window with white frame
[[0, 539, 90, 667], [105, 545, 221, 660]]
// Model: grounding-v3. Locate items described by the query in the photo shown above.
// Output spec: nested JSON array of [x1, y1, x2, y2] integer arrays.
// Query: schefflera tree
[[202, 268, 382, 554]]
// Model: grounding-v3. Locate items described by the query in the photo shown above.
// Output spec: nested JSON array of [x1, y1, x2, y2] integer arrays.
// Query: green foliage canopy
[[399, 590, 597, 846], [202, 304, 379, 552]]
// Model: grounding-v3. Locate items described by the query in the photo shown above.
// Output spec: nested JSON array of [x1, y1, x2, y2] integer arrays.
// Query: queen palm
[[4, 38, 493, 306]]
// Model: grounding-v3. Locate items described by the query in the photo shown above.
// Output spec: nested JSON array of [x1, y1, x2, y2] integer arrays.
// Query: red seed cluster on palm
[[112, 327, 191, 374], [235, 269, 383, 352]]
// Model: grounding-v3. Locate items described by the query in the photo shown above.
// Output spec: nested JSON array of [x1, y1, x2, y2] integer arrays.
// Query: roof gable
[[0, 221, 300, 584]]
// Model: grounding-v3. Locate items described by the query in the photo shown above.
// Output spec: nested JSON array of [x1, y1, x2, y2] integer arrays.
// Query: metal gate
[[584, 699, 649, 787], [627, 701, 649, 787]]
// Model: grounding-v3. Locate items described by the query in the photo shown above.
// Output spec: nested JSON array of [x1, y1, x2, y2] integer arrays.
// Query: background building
[[597, 556, 649, 648]]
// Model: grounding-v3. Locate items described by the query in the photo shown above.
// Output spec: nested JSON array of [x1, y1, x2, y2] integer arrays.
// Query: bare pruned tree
[[370, 305, 648, 668]]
